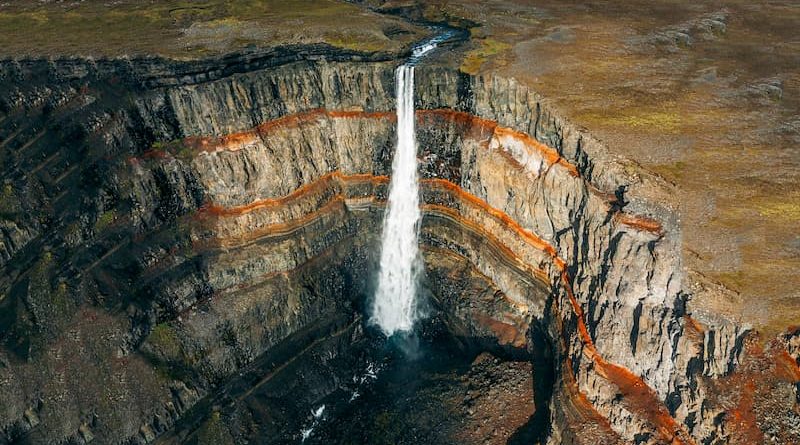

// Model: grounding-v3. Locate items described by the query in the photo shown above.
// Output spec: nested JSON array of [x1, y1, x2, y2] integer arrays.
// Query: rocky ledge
[[0, 50, 796, 445]]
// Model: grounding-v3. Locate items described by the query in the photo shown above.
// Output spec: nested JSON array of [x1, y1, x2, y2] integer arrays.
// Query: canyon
[[1, 2, 799, 445]]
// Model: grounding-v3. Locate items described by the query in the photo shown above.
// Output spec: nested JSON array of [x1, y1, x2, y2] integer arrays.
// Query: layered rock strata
[[0, 55, 762, 445]]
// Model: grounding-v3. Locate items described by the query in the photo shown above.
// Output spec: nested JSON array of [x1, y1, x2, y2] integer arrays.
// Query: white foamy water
[[299, 405, 326, 443], [408, 30, 453, 63], [371, 63, 423, 336], [412, 42, 437, 58]]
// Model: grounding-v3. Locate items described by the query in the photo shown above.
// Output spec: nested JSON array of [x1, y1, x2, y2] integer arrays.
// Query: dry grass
[[576, 106, 683, 134], [0, 0, 426, 58], [756, 200, 800, 221]]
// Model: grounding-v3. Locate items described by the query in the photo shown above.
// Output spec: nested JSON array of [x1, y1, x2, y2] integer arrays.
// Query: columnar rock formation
[[0, 53, 765, 445]]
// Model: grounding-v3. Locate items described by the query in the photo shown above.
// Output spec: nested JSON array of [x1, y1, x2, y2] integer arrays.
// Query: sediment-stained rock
[[0, 53, 764, 445]]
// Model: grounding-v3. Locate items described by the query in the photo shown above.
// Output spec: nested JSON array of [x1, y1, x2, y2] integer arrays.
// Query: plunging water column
[[371, 63, 421, 336], [371, 35, 448, 336]]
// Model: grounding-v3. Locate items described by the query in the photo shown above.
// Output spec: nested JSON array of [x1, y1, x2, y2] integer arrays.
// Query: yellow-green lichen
[[324, 32, 388, 53], [577, 107, 683, 133], [21, 251, 74, 355], [146, 323, 184, 361], [461, 38, 511, 75], [151, 140, 195, 161], [0, 184, 21, 215], [615, 110, 682, 132], [757, 201, 800, 220], [94, 210, 117, 232], [196, 411, 235, 445]]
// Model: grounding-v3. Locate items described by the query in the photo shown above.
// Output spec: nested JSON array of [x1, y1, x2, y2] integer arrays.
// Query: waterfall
[[371, 63, 421, 336], [370, 32, 451, 336]]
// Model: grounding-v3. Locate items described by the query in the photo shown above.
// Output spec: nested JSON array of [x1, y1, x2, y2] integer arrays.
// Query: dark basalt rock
[[0, 47, 761, 445]]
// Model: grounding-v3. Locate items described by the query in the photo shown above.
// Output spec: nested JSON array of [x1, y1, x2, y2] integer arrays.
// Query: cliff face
[[0, 54, 778, 445]]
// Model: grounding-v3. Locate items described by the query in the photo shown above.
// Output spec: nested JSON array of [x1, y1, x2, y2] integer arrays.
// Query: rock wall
[[0, 55, 753, 445]]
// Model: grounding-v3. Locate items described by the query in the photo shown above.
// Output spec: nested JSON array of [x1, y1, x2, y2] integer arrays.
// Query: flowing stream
[[371, 32, 451, 336]]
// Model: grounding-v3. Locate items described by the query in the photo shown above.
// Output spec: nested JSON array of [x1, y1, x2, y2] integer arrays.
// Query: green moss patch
[[0, 184, 21, 216], [13, 251, 77, 357], [146, 323, 184, 361], [460, 38, 511, 75], [151, 139, 195, 161], [195, 411, 235, 445], [94, 210, 117, 233]]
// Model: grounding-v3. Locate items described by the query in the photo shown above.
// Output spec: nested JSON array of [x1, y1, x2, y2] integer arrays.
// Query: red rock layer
[[614, 213, 664, 235], [133, 108, 686, 441], [194, 169, 691, 443], [710, 333, 800, 444]]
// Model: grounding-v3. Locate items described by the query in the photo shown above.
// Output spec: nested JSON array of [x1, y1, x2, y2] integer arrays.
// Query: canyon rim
[[0, 1, 799, 444]]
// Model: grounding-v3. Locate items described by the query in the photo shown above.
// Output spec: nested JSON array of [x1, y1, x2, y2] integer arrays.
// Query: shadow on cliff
[[508, 322, 556, 445]]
